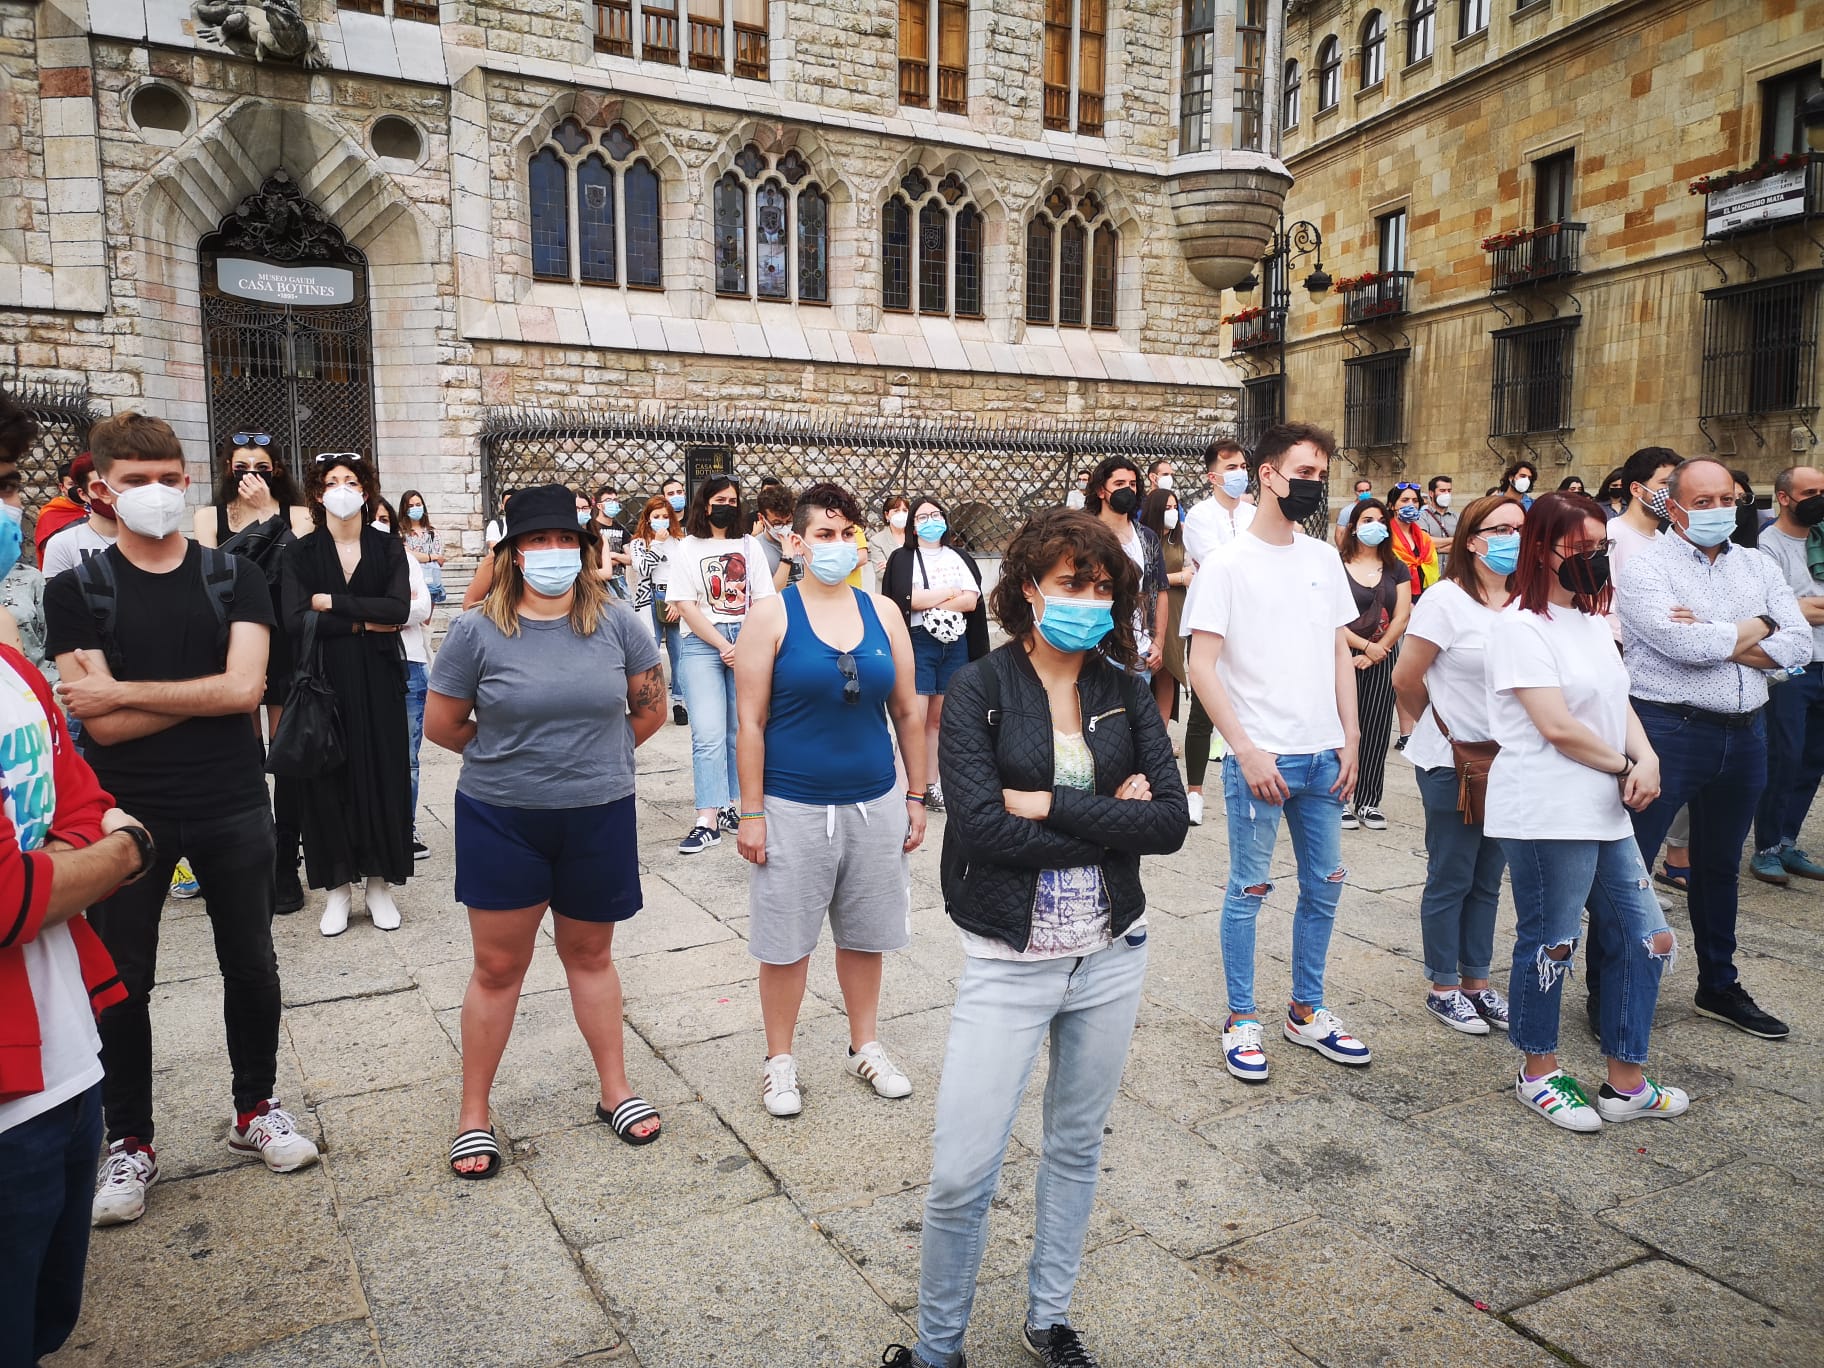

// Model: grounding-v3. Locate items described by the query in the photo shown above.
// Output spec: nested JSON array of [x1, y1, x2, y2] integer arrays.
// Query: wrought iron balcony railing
[[1486, 222, 1584, 293], [1340, 270, 1413, 324]]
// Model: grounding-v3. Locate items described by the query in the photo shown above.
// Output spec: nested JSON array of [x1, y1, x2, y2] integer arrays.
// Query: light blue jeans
[[676, 623, 741, 812], [1414, 763, 1504, 986], [404, 659, 427, 824], [915, 933, 1149, 1368], [1499, 835, 1673, 1065], [1220, 750, 1346, 1015]]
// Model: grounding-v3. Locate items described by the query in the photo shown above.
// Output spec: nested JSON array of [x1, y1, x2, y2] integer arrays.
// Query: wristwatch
[[1756, 613, 1780, 636], [116, 825, 157, 879]]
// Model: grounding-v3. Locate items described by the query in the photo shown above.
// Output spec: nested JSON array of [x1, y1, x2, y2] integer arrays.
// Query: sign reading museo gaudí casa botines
[[214, 257, 355, 306]]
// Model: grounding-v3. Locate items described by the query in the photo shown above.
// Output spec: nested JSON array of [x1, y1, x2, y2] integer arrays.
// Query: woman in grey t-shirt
[[426, 485, 667, 1178]]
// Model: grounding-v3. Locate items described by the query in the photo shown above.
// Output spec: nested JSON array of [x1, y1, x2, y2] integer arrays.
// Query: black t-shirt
[[44, 543, 275, 819]]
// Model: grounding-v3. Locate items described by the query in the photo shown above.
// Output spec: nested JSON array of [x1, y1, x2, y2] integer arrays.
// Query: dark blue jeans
[[1619, 702, 1766, 995], [1754, 663, 1824, 853], [0, 1082, 103, 1366], [1414, 764, 1505, 985]]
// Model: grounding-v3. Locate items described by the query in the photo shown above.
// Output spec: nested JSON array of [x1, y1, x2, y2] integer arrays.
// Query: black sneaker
[[875, 1348, 958, 1368], [1022, 1324, 1099, 1367], [678, 825, 720, 855], [1694, 983, 1790, 1039], [412, 838, 430, 861], [273, 860, 304, 917], [717, 805, 741, 833], [672, 702, 688, 725]]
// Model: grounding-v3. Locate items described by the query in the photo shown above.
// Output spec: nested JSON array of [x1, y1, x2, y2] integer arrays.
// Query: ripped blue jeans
[[1220, 750, 1347, 1016], [1499, 836, 1674, 1065]]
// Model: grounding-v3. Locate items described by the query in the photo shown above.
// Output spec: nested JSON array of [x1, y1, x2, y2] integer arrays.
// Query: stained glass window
[[1025, 214, 1053, 323], [755, 180, 789, 300], [578, 155, 616, 284], [604, 123, 638, 160], [918, 200, 948, 315], [1091, 224, 1117, 328], [882, 197, 912, 312], [529, 148, 570, 281], [1028, 191, 1119, 328], [954, 204, 982, 318], [798, 185, 829, 303], [625, 159, 662, 287], [1058, 218, 1087, 327], [551, 118, 589, 156], [715, 172, 746, 295]]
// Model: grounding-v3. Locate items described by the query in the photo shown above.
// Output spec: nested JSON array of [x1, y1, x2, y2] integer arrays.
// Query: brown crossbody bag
[[1431, 711, 1500, 826]]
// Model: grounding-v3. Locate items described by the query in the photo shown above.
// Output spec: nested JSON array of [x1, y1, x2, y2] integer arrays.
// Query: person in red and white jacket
[[0, 641, 155, 1365]]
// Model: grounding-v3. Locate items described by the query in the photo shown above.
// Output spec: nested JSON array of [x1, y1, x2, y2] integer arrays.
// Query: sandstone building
[[1, 0, 1300, 546], [1233, 0, 1824, 496]]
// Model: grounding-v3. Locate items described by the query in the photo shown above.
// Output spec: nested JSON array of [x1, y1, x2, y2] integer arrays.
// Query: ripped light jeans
[[1220, 750, 1346, 1016], [1499, 835, 1673, 1065]]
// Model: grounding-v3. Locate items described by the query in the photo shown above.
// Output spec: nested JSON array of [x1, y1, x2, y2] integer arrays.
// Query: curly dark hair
[[0, 384, 40, 464], [792, 481, 863, 533], [990, 509, 1140, 670], [305, 452, 379, 525]]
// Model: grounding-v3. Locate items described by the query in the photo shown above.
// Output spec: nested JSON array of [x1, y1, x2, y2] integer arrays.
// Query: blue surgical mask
[[1356, 489, 1372, 501], [1478, 532, 1521, 575], [0, 509, 20, 579], [521, 547, 582, 596], [576, 509, 592, 527], [668, 493, 686, 512], [1357, 520, 1390, 546], [916, 517, 947, 543], [1031, 581, 1115, 654], [1677, 502, 1738, 549], [1221, 469, 1250, 499], [651, 517, 670, 534], [1396, 504, 1421, 523], [406, 505, 424, 521], [809, 541, 860, 585], [603, 501, 622, 519]]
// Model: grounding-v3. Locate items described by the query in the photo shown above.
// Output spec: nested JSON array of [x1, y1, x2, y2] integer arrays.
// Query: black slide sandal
[[596, 1096, 662, 1146], [448, 1128, 502, 1179]]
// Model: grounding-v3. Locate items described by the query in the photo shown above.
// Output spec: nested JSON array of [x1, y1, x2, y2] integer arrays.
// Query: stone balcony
[[1166, 153, 1294, 293]]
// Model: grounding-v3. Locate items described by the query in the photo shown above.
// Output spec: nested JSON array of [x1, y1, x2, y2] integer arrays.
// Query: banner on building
[[1705, 167, 1809, 239]]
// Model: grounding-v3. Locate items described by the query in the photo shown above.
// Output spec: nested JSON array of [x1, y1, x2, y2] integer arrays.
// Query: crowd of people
[[0, 379, 1813, 1368]]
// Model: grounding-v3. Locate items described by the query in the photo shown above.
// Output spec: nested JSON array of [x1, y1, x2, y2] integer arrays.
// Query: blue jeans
[[1755, 663, 1824, 852], [1500, 836, 1672, 1064], [1414, 764, 1505, 986], [1624, 703, 1765, 994], [651, 598, 682, 703], [1220, 750, 1345, 1015], [676, 624, 741, 812], [915, 935, 1149, 1367], [404, 659, 427, 823], [0, 1082, 103, 1365]]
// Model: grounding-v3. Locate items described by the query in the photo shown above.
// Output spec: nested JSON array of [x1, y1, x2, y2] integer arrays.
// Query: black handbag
[[266, 611, 346, 778]]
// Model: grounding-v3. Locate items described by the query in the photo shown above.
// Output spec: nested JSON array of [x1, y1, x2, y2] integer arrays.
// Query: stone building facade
[[0, 0, 1297, 546], [1231, 0, 1823, 494]]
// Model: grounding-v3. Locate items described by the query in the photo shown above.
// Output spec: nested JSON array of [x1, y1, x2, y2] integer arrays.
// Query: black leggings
[[1185, 687, 1216, 789]]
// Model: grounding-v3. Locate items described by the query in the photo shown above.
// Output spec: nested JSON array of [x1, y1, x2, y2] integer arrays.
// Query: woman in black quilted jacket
[[878, 509, 1188, 1368]]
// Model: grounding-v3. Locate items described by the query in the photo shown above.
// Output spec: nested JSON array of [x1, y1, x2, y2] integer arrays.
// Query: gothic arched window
[[881, 168, 983, 319], [1025, 188, 1120, 330], [714, 144, 832, 304], [526, 120, 663, 290]]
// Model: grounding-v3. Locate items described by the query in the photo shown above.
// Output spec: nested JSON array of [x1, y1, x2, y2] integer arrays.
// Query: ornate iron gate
[[6, 380, 99, 546], [200, 172, 375, 483]]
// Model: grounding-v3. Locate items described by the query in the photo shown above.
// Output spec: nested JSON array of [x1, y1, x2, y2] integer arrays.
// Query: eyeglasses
[[313, 451, 366, 463], [836, 651, 859, 706], [231, 432, 271, 447], [1474, 523, 1525, 537]]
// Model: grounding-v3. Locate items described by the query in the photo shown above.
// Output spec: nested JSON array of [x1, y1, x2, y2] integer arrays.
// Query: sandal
[[596, 1096, 662, 1146], [448, 1127, 502, 1180], [1654, 863, 1690, 893]]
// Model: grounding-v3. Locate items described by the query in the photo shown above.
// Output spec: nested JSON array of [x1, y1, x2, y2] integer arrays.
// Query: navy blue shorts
[[453, 791, 642, 923], [911, 624, 969, 695]]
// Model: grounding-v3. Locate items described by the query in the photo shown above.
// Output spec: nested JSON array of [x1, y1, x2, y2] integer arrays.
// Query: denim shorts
[[454, 791, 641, 923], [912, 623, 968, 695]]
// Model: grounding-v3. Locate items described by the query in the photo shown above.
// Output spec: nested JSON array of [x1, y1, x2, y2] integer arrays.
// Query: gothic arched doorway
[[200, 171, 376, 483]]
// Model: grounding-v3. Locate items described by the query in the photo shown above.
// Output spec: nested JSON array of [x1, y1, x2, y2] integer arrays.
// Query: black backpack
[[73, 546, 239, 679]]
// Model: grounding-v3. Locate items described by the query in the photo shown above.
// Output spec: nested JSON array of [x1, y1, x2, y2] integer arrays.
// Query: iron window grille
[[1241, 375, 1285, 452], [1230, 309, 1285, 351], [1490, 318, 1579, 437], [1343, 351, 1408, 449], [4, 381, 99, 547], [1700, 273, 1822, 419]]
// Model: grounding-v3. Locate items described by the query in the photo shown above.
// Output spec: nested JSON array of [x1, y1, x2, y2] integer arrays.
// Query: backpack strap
[[198, 545, 239, 666], [72, 551, 124, 679]]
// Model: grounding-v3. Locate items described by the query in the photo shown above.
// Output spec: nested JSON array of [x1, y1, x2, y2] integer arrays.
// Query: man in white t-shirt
[[1186, 421, 1371, 1084], [1178, 439, 1256, 826], [40, 460, 120, 583]]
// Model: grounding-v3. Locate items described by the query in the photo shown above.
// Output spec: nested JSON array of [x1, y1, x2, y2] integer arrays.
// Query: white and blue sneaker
[[1425, 989, 1490, 1035], [1283, 1006, 1372, 1065], [1222, 1017, 1269, 1082]]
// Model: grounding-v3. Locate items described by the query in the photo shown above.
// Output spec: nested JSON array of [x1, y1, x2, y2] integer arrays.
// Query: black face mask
[[1557, 549, 1611, 596], [1107, 487, 1139, 517], [1793, 494, 1824, 528], [707, 504, 739, 530], [1272, 476, 1326, 523]]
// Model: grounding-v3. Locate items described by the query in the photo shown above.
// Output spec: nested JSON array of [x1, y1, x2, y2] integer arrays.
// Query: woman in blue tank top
[[731, 482, 927, 1120]]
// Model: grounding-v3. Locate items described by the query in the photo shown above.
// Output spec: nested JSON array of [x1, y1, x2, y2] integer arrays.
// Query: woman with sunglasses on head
[[876, 509, 1187, 1368], [1338, 499, 1411, 832], [281, 453, 414, 936], [731, 483, 925, 1118], [1391, 495, 1524, 1036], [629, 494, 686, 723], [1484, 491, 1685, 1132], [671, 476, 777, 854]]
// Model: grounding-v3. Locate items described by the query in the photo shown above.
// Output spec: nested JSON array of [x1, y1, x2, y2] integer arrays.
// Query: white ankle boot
[[320, 883, 353, 937], [365, 876, 400, 931]]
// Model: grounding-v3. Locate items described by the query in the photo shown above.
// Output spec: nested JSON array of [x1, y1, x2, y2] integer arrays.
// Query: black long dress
[[280, 526, 414, 890]]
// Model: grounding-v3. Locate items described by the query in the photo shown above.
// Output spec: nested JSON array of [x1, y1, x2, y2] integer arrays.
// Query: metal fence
[[481, 406, 1225, 555], [5, 380, 98, 545]]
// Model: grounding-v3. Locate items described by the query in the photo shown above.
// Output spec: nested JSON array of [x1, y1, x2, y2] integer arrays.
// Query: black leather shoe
[[1694, 983, 1790, 1039], [273, 859, 304, 916]]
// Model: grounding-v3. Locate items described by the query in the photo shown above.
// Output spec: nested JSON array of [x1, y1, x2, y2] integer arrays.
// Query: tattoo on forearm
[[630, 667, 665, 712]]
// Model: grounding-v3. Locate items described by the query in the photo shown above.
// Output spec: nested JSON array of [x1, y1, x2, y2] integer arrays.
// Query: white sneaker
[[1186, 792, 1204, 827], [92, 1140, 158, 1226], [762, 1054, 803, 1117], [320, 882, 353, 937], [1515, 1068, 1602, 1133], [846, 1041, 912, 1099], [1595, 1077, 1690, 1123], [1222, 1017, 1269, 1082], [1282, 1007, 1373, 1065], [365, 876, 400, 931], [1340, 806, 1359, 831], [228, 1098, 322, 1172]]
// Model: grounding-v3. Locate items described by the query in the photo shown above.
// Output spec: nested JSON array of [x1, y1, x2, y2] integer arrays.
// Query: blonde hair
[[481, 531, 610, 638]]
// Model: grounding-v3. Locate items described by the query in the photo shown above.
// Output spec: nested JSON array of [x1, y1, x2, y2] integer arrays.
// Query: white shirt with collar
[[1615, 530, 1813, 715], [1181, 496, 1256, 636]]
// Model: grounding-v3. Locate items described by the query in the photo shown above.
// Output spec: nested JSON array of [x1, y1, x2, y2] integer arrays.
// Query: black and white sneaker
[[1340, 806, 1359, 831], [877, 1347, 957, 1368], [1357, 806, 1387, 830], [1693, 983, 1790, 1040], [678, 825, 720, 855], [717, 805, 741, 834], [925, 783, 946, 814], [672, 701, 688, 725], [412, 837, 430, 861], [1023, 1323, 1100, 1367]]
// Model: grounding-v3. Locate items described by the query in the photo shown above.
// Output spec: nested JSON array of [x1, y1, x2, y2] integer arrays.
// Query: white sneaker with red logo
[[228, 1098, 321, 1172], [92, 1139, 158, 1226]]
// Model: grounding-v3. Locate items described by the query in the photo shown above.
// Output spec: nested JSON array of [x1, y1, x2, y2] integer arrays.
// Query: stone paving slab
[[287, 987, 459, 1101]]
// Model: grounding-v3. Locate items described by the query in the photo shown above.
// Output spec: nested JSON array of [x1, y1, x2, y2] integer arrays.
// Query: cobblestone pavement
[[47, 718, 1824, 1368]]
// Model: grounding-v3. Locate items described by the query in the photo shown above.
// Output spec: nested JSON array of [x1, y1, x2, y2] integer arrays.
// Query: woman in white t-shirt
[[1484, 492, 1686, 1134], [1392, 494, 1523, 1037], [629, 495, 684, 721], [671, 477, 776, 854]]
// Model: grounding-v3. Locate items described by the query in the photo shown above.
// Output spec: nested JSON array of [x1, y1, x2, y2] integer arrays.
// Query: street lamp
[[1243, 217, 1330, 301]]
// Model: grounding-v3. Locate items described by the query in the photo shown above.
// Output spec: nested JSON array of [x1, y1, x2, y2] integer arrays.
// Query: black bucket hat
[[500, 484, 583, 543]]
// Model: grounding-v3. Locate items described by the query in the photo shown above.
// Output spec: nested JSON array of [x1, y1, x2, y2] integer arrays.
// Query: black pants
[[0, 1083, 102, 1366], [1185, 688, 1216, 789], [88, 802, 280, 1144]]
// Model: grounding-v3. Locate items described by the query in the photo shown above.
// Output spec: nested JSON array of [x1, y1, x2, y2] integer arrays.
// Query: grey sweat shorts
[[747, 789, 912, 964]]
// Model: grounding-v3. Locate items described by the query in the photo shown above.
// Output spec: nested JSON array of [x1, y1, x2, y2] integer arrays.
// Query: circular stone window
[[127, 83, 192, 136], [370, 116, 424, 164]]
